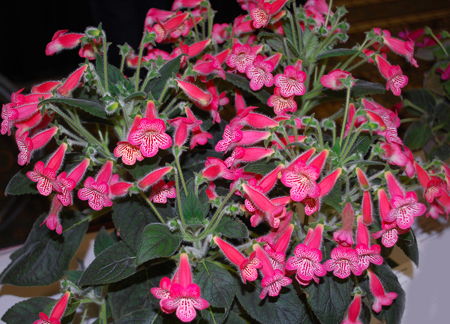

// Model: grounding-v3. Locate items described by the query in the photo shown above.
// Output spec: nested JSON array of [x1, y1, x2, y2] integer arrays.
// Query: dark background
[[0, 0, 449, 249]]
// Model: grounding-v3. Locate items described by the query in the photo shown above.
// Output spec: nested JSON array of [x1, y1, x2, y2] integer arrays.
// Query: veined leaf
[[225, 73, 271, 105], [40, 97, 107, 119], [5, 171, 37, 195], [136, 224, 181, 265]]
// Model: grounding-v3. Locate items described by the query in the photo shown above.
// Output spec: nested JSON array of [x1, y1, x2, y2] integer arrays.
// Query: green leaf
[[179, 183, 209, 225], [361, 264, 405, 324], [136, 224, 181, 265], [95, 55, 132, 96], [2, 297, 54, 324], [4, 171, 37, 195], [352, 80, 385, 97], [145, 56, 182, 98], [244, 161, 277, 175], [215, 216, 249, 239], [115, 309, 158, 324], [225, 73, 271, 105], [236, 284, 312, 324], [404, 89, 436, 113], [397, 230, 419, 266], [112, 200, 157, 252], [41, 97, 107, 119], [79, 241, 137, 286], [94, 227, 117, 256], [304, 275, 354, 323], [349, 135, 372, 157], [195, 261, 239, 309], [124, 91, 147, 102], [317, 48, 358, 60], [404, 122, 432, 150], [125, 158, 161, 180], [322, 179, 344, 212], [0, 212, 88, 286]]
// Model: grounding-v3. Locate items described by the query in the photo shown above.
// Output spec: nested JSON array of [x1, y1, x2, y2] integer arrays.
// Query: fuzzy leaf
[[2, 297, 54, 324], [79, 241, 137, 286], [352, 80, 385, 97], [5, 171, 37, 195], [195, 261, 239, 309], [404, 89, 436, 113], [215, 216, 249, 239], [41, 97, 107, 119], [236, 283, 312, 324], [225, 72, 271, 105], [244, 161, 277, 175], [145, 56, 182, 98], [112, 200, 157, 252], [0, 212, 88, 286], [95, 55, 133, 96], [304, 275, 354, 324], [94, 227, 117, 256], [397, 230, 419, 266], [136, 224, 181, 265], [404, 122, 432, 150], [179, 184, 209, 225]]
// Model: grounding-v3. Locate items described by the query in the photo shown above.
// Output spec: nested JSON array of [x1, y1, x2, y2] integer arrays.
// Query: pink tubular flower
[[355, 216, 383, 271], [263, 224, 294, 270], [149, 180, 176, 204], [333, 203, 355, 247], [78, 160, 117, 211], [342, 294, 363, 324], [57, 65, 88, 96], [45, 30, 84, 56], [226, 42, 262, 73], [368, 270, 398, 313], [377, 28, 418, 67], [268, 87, 297, 116], [274, 62, 307, 97], [415, 162, 448, 204], [113, 141, 144, 165], [250, 0, 287, 29], [158, 254, 209, 322], [53, 158, 90, 206], [320, 69, 354, 90], [151, 12, 190, 43], [128, 117, 172, 158], [374, 55, 408, 96], [214, 236, 262, 283], [15, 126, 58, 166], [380, 142, 415, 177], [43, 197, 64, 234], [33, 291, 70, 324], [285, 224, 327, 285], [246, 55, 276, 91], [373, 189, 401, 248], [324, 246, 363, 279], [138, 166, 173, 191], [242, 183, 287, 228], [384, 172, 426, 229], [356, 168, 373, 225], [172, 0, 202, 10], [253, 244, 292, 299], [176, 79, 212, 107], [27, 143, 67, 196], [225, 146, 274, 168], [212, 23, 231, 44]]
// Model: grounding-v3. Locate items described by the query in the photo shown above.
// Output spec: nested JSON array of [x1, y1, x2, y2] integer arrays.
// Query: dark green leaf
[[115, 309, 158, 324], [352, 80, 385, 97], [322, 179, 344, 212], [195, 261, 239, 309], [79, 241, 136, 286], [112, 200, 157, 252], [397, 230, 419, 266], [4, 171, 37, 195], [0, 212, 88, 286], [304, 275, 354, 323], [236, 283, 311, 324], [225, 73, 271, 105], [404, 122, 432, 150], [124, 91, 147, 102], [2, 297, 54, 324], [136, 224, 181, 265], [349, 135, 372, 157], [244, 161, 277, 175], [317, 48, 358, 60], [404, 89, 436, 113], [215, 216, 249, 239], [145, 56, 182, 98], [361, 264, 405, 324], [94, 227, 116, 256], [125, 158, 161, 180], [95, 56, 132, 96], [179, 184, 209, 225], [41, 97, 107, 119]]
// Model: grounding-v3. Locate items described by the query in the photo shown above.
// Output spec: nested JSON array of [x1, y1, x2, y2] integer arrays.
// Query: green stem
[[120, 51, 126, 73], [339, 86, 351, 148], [175, 153, 188, 195], [324, 0, 333, 28], [175, 168, 186, 227], [400, 117, 420, 124], [197, 189, 236, 240], [99, 301, 107, 324], [428, 29, 448, 57], [102, 32, 109, 93], [341, 127, 362, 162], [134, 36, 146, 91], [139, 191, 165, 223]]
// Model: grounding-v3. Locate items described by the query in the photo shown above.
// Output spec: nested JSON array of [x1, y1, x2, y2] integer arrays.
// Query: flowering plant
[[1, 0, 449, 323]]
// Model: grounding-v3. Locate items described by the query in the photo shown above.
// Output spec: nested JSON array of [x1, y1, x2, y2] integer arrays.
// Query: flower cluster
[[2, 0, 449, 323]]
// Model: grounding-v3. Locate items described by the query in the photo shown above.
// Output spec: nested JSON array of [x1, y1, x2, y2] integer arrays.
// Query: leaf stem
[[139, 191, 165, 223], [102, 32, 109, 93], [134, 35, 146, 91], [339, 86, 351, 148]]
